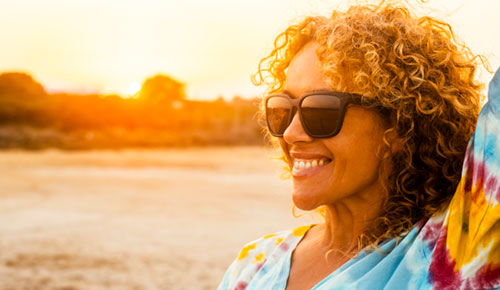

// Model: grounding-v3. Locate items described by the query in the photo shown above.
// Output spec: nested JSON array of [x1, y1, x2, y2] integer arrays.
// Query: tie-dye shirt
[[217, 68, 500, 290]]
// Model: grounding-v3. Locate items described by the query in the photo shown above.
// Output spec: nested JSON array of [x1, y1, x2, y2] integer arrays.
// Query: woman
[[218, 2, 500, 289]]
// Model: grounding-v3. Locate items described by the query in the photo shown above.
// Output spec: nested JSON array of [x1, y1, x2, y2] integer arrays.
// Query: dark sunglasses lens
[[301, 95, 342, 137], [266, 96, 293, 136]]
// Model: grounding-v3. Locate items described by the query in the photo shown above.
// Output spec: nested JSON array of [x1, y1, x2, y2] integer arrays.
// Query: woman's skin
[[280, 42, 393, 290]]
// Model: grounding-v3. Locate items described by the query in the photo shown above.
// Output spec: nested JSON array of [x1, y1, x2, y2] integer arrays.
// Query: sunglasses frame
[[265, 90, 363, 138]]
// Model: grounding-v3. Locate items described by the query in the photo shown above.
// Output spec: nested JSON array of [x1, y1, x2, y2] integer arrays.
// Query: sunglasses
[[265, 91, 363, 138]]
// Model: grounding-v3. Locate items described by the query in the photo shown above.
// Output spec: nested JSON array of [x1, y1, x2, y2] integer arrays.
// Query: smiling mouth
[[292, 158, 332, 172]]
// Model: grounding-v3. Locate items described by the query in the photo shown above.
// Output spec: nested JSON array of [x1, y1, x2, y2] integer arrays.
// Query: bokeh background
[[0, 0, 499, 289]]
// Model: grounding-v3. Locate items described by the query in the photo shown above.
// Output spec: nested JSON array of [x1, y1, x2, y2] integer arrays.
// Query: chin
[[292, 192, 321, 211]]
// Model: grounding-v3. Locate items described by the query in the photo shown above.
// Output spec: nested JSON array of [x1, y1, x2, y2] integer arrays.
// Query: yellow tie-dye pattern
[[263, 233, 277, 239], [253, 253, 265, 263], [238, 243, 256, 261], [275, 237, 284, 245], [292, 225, 313, 237], [446, 180, 500, 271]]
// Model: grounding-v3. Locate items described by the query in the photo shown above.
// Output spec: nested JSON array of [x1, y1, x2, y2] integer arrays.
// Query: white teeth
[[293, 159, 328, 170]]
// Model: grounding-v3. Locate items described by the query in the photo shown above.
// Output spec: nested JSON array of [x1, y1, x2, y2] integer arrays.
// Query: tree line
[[0, 72, 266, 149]]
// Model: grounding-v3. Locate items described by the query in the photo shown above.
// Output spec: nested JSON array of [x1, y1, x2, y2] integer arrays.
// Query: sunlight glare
[[126, 82, 142, 98]]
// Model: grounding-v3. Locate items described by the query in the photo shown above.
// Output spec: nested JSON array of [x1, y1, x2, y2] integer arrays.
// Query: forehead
[[284, 42, 331, 97]]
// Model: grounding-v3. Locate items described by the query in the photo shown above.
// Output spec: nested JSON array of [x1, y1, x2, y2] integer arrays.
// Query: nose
[[283, 112, 314, 144]]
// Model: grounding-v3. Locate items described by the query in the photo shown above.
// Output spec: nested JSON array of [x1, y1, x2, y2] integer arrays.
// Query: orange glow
[[0, 0, 497, 99], [0, 71, 264, 149]]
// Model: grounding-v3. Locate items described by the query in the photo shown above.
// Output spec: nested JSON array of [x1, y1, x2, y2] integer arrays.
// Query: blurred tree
[[138, 74, 185, 105], [0, 71, 266, 148], [0, 72, 47, 98], [0, 72, 49, 125]]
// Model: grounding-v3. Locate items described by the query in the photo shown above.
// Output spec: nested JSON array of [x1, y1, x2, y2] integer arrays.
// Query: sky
[[0, 0, 499, 100]]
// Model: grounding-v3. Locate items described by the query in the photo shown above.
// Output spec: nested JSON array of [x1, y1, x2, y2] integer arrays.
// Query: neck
[[318, 191, 385, 256]]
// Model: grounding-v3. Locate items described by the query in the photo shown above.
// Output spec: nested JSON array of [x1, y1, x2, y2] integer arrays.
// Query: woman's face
[[279, 42, 390, 211]]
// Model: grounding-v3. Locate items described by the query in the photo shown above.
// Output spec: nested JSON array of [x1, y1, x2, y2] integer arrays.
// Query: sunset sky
[[1, 0, 499, 100]]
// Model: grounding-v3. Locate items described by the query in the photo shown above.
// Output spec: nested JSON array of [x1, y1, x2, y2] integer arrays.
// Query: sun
[[126, 82, 142, 98]]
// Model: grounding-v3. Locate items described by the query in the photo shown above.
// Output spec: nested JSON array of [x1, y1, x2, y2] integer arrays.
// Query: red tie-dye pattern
[[279, 243, 290, 251], [469, 152, 485, 185], [485, 174, 500, 203], [233, 281, 248, 290], [465, 263, 500, 289], [466, 153, 500, 203], [256, 261, 265, 272], [421, 219, 443, 249], [429, 229, 462, 289], [469, 163, 485, 203]]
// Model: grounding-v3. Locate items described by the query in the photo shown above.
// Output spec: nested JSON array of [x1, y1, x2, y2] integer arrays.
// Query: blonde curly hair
[[253, 1, 487, 251]]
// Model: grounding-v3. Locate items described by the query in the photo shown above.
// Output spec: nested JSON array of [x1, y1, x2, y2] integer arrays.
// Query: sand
[[0, 147, 314, 290]]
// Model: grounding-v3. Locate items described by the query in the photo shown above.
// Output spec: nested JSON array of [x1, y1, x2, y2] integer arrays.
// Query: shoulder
[[217, 224, 314, 290]]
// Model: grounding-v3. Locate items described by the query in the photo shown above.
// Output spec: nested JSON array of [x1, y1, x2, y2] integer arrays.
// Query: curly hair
[[253, 1, 487, 251]]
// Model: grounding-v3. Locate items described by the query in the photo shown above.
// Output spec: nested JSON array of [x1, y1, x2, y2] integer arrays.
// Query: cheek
[[327, 131, 386, 181], [350, 134, 385, 169]]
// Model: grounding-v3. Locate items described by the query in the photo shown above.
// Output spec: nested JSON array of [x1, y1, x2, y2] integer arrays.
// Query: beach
[[0, 147, 313, 290]]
